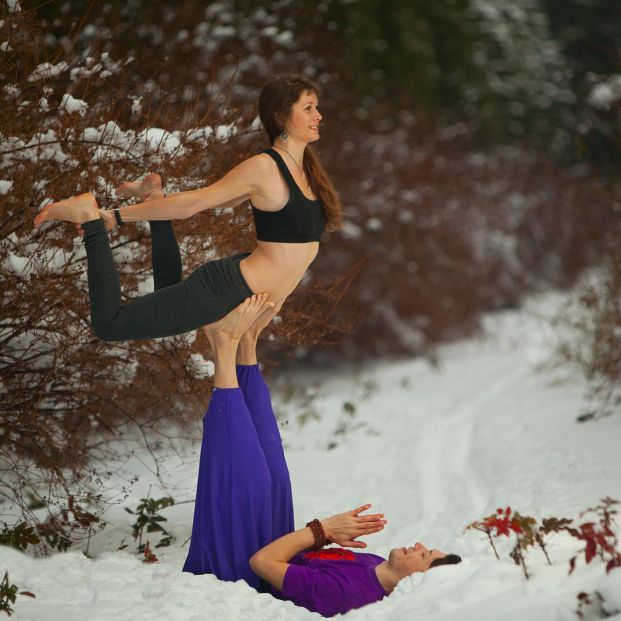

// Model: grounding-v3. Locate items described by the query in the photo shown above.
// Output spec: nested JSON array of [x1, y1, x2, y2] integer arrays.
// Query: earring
[[280, 130, 288, 143]]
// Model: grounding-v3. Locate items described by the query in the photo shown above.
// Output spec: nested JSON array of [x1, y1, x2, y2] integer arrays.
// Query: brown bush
[[550, 219, 621, 421], [1, 1, 617, 555], [0, 5, 346, 553]]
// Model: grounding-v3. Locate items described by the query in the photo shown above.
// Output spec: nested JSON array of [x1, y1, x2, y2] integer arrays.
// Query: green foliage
[[125, 496, 175, 552], [327, 0, 482, 112], [342, 401, 356, 415], [324, 0, 575, 145], [35, 523, 71, 553], [0, 571, 35, 617], [0, 523, 40, 552]]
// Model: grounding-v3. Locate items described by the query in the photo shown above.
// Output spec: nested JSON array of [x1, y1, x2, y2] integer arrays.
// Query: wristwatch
[[113, 207, 124, 227]]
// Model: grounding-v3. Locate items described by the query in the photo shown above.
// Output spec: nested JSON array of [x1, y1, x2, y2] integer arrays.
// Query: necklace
[[274, 145, 306, 179]]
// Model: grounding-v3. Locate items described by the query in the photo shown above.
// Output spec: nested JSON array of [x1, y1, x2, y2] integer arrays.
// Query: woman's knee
[[91, 318, 122, 342]]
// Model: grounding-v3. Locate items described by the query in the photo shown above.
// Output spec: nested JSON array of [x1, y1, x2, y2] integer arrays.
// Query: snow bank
[[2, 291, 620, 620]]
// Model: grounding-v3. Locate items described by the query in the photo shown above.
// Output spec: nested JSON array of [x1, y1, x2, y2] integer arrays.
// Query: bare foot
[[34, 192, 100, 228], [144, 188, 165, 201], [204, 294, 275, 344], [241, 300, 282, 344], [116, 173, 162, 200]]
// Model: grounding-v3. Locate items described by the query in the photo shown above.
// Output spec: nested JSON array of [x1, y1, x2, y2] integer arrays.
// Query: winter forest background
[[1, 0, 621, 618]]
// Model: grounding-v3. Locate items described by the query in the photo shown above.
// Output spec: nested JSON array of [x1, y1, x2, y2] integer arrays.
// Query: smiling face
[[387, 542, 448, 577], [282, 89, 322, 143]]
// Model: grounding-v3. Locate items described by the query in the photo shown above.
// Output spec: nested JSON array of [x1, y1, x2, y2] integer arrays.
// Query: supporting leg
[[236, 364, 295, 541], [183, 296, 276, 589], [181, 387, 272, 589], [235, 302, 294, 540]]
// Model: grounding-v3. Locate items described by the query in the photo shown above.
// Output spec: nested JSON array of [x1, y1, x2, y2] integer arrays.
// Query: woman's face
[[283, 89, 322, 143], [388, 542, 447, 576]]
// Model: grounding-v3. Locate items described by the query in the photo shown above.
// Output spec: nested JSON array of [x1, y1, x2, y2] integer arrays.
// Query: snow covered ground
[[2, 291, 621, 620]]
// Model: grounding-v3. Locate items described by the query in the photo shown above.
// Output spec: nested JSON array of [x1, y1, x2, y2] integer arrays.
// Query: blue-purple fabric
[[277, 550, 388, 617], [182, 365, 294, 589], [235, 364, 294, 540]]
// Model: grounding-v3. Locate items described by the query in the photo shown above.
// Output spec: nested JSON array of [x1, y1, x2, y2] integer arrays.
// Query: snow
[[26, 61, 68, 82], [5, 0, 21, 13], [189, 352, 215, 379], [59, 93, 88, 116], [0, 179, 13, 195], [2, 291, 621, 620], [135, 127, 182, 154], [2, 129, 73, 165], [588, 75, 621, 110]]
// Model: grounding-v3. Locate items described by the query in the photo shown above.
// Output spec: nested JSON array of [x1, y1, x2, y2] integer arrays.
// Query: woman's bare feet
[[204, 294, 274, 346], [34, 192, 100, 228], [246, 300, 282, 341], [236, 300, 282, 365], [116, 173, 162, 201], [204, 294, 275, 388]]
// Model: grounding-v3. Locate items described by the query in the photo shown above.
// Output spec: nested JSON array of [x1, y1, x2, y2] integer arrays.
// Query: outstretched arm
[[249, 504, 386, 591], [115, 155, 268, 223]]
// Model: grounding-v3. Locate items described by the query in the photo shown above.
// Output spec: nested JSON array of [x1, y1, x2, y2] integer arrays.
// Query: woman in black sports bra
[[32, 75, 341, 341]]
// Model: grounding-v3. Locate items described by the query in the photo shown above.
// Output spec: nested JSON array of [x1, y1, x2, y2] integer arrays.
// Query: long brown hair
[[258, 74, 342, 231]]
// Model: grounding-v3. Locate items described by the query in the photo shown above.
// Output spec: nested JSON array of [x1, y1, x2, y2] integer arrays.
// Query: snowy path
[[2, 292, 621, 620]]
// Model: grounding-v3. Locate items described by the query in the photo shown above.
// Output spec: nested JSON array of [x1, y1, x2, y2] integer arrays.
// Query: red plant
[[569, 498, 621, 575], [467, 499, 621, 583], [466, 506, 523, 561], [485, 507, 523, 537], [142, 540, 158, 564]]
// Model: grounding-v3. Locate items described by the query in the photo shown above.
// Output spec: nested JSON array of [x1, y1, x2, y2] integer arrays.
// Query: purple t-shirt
[[275, 548, 388, 617]]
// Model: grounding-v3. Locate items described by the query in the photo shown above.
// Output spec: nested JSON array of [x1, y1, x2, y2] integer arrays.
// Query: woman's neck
[[374, 561, 399, 594], [273, 138, 307, 167]]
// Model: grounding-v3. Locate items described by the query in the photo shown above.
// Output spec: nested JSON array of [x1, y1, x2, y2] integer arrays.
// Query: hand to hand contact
[[321, 504, 387, 549]]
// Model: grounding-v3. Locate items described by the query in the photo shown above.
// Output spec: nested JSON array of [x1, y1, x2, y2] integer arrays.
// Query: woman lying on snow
[[183, 296, 462, 617]]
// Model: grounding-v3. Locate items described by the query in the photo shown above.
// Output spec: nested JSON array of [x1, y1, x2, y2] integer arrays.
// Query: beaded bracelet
[[306, 519, 326, 550]]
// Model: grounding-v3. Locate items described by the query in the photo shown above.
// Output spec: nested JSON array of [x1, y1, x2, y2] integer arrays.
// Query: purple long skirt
[[182, 364, 294, 589]]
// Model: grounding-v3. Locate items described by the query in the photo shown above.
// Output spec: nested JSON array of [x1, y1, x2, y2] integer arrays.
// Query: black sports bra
[[251, 148, 327, 243]]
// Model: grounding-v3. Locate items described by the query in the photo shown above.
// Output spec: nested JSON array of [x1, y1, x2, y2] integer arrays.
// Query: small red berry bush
[[466, 498, 621, 617], [466, 498, 620, 579]]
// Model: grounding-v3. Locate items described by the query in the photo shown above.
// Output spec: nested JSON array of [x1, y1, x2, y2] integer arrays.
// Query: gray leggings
[[82, 218, 254, 341]]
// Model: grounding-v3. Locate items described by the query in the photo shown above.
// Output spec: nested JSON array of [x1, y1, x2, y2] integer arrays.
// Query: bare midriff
[[239, 240, 319, 305]]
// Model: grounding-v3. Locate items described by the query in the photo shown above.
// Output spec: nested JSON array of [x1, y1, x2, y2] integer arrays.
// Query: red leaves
[[585, 539, 597, 564], [142, 541, 158, 563], [568, 499, 621, 575], [482, 507, 523, 538], [606, 557, 621, 573], [467, 499, 621, 580]]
